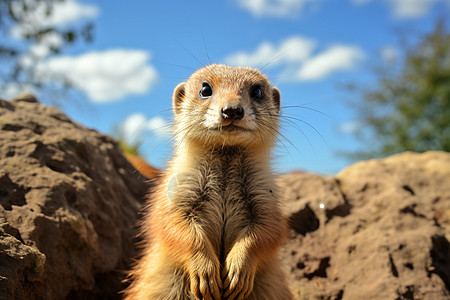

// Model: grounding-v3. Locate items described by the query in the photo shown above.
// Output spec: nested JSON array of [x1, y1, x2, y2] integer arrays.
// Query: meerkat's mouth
[[214, 123, 251, 133]]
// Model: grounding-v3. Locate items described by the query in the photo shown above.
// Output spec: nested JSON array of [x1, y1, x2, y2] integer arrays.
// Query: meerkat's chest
[[172, 157, 274, 221]]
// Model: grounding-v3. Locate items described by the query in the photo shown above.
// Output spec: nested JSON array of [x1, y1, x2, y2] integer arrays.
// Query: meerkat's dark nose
[[221, 104, 244, 120]]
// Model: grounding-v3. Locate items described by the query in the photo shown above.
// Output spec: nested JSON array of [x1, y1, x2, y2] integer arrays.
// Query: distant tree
[[348, 20, 450, 158], [0, 0, 94, 100]]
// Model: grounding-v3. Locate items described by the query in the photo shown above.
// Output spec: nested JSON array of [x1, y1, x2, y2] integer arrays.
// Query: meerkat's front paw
[[222, 252, 256, 300], [188, 254, 222, 300]]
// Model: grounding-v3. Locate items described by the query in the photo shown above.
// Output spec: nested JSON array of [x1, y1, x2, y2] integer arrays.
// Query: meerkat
[[124, 64, 292, 300]]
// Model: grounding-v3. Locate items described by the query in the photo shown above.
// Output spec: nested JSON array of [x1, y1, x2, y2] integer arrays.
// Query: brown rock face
[[0, 95, 150, 299], [280, 151, 450, 300]]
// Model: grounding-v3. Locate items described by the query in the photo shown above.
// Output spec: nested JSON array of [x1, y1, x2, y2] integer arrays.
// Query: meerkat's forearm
[[222, 212, 287, 298], [156, 214, 214, 259]]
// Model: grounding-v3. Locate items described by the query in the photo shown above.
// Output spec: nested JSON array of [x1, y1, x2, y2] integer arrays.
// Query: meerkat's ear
[[172, 82, 186, 115], [272, 87, 281, 111]]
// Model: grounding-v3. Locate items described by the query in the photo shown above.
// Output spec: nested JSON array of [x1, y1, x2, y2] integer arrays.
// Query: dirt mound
[[280, 151, 450, 300], [0, 94, 150, 299]]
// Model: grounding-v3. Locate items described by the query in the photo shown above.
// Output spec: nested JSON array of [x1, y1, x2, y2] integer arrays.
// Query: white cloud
[[225, 36, 364, 82], [351, 0, 372, 4], [19, 32, 65, 67], [8, 0, 102, 99], [122, 113, 147, 144], [380, 45, 398, 62], [2, 83, 37, 100], [226, 36, 316, 67], [234, 0, 314, 17], [121, 113, 171, 145], [296, 45, 364, 80], [146, 117, 171, 136], [387, 0, 444, 18], [10, 0, 99, 38], [39, 0, 99, 27], [351, 0, 450, 18], [36, 49, 158, 102], [338, 121, 360, 134]]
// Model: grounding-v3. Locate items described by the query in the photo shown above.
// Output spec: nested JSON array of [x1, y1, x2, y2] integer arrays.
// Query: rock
[[280, 151, 450, 300], [0, 96, 150, 299]]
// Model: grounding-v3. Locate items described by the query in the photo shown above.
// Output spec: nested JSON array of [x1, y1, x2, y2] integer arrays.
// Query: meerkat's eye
[[250, 85, 262, 101], [199, 82, 213, 99]]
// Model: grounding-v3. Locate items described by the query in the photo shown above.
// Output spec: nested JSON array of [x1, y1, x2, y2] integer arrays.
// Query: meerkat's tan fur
[[124, 64, 292, 300]]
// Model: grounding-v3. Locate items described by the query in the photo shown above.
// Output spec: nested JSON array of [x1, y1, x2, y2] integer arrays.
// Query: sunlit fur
[[124, 64, 292, 300]]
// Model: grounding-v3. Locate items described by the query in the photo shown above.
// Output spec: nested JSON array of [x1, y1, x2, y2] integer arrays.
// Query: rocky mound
[[280, 151, 450, 300], [0, 95, 150, 299]]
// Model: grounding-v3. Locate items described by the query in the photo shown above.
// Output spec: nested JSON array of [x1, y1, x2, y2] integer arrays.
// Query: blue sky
[[7, 0, 450, 174]]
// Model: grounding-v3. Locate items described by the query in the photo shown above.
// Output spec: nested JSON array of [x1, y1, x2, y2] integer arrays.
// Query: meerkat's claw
[[189, 255, 222, 300], [222, 254, 255, 299]]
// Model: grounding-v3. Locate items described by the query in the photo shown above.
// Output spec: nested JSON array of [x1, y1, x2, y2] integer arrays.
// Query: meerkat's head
[[172, 64, 280, 149]]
